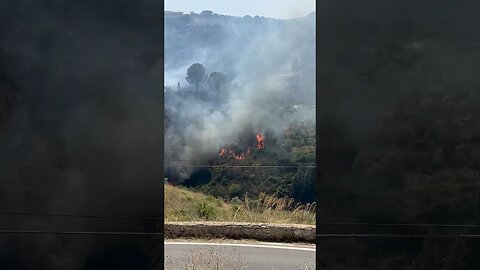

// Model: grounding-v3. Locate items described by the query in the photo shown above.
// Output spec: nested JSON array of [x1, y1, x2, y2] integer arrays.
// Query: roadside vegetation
[[164, 184, 315, 225]]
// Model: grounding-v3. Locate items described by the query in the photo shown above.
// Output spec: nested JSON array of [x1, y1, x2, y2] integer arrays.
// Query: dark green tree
[[207, 71, 226, 98], [200, 10, 213, 17], [186, 63, 206, 91]]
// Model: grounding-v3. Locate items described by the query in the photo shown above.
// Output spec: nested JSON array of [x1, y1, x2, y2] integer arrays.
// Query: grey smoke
[[164, 11, 316, 180]]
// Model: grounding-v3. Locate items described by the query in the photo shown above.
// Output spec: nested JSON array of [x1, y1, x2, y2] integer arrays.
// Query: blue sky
[[164, 0, 315, 19]]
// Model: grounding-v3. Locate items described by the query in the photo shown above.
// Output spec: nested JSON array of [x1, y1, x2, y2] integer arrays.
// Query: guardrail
[[165, 222, 315, 243]]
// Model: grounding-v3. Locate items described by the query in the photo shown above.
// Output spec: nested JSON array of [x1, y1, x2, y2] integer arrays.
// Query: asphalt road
[[164, 240, 315, 270]]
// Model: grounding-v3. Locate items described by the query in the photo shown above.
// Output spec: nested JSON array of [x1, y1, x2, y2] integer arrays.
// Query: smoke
[[0, 0, 163, 269], [164, 11, 315, 181]]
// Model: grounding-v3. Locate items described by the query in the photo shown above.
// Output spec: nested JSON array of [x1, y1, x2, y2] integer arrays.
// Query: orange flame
[[218, 147, 251, 160], [232, 147, 250, 160], [218, 132, 263, 160], [256, 132, 265, 150]]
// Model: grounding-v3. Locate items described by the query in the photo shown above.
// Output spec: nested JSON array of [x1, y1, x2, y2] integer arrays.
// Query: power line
[[165, 160, 316, 165], [1, 212, 480, 237], [2, 211, 479, 230], [317, 222, 480, 229], [0, 211, 163, 221], [316, 234, 480, 238], [0, 230, 162, 236], [0, 230, 478, 238]]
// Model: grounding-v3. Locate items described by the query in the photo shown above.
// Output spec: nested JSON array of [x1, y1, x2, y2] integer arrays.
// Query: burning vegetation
[[218, 147, 251, 160], [218, 132, 265, 160], [256, 132, 265, 149]]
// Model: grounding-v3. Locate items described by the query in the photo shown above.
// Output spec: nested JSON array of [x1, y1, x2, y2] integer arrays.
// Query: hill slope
[[164, 184, 315, 225]]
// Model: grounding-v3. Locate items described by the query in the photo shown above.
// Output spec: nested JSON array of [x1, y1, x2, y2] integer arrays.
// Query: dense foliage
[[169, 119, 316, 203], [200, 122, 316, 202]]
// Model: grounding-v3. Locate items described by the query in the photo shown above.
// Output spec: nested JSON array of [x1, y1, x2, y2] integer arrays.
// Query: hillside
[[165, 120, 316, 203], [164, 10, 316, 203], [164, 10, 315, 77]]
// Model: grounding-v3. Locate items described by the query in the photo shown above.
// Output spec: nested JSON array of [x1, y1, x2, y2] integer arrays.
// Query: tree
[[186, 63, 206, 91], [200, 10, 213, 17], [207, 71, 226, 98], [291, 166, 315, 203]]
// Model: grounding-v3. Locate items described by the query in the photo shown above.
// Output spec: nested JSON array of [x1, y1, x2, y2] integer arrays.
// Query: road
[[164, 240, 315, 270]]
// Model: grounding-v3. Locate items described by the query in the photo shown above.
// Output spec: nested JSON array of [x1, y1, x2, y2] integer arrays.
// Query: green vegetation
[[190, 122, 316, 204], [164, 184, 315, 225]]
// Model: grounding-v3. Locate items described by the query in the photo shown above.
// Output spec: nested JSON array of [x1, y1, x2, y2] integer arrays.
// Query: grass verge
[[164, 184, 315, 225]]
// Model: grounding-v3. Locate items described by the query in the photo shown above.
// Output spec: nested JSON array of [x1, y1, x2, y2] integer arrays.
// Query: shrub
[[197, 202, 215, 220]]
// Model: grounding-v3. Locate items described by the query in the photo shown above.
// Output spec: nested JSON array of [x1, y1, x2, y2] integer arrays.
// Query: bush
[[197, 202, 215, 220], [227, 183, 242, 198], [230, 196, 242, 205]]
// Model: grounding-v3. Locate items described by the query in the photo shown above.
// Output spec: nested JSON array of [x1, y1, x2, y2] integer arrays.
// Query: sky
[[164, 0, 315, 19]]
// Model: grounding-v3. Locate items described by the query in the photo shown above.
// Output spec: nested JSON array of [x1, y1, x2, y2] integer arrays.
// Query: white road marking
[[164, 242, 316, 252]]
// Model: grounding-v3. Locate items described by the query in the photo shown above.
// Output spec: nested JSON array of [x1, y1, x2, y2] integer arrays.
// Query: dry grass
[[164, 184, 230, 222], [228, 192, 316, 224], [164, 184, 316, 225], [165, 246, 248, 270]]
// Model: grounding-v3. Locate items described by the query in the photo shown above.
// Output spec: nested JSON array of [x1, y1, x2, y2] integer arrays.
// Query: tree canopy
[[186, 63, 206, 91], [207, 71, 227, 97]]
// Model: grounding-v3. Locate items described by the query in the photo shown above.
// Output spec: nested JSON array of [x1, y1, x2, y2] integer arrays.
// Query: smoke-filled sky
[[165, 0, 315, 19]]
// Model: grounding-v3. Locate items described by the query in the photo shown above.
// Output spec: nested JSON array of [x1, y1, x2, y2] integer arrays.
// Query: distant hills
[[164, 9, 315, 84]]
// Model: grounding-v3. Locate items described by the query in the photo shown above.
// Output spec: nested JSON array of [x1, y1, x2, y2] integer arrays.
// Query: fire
[[232, 148, 250, 160], [218, 132, 264, 160], [219, 147, 250, 160], [256, 132, 265, 150]]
